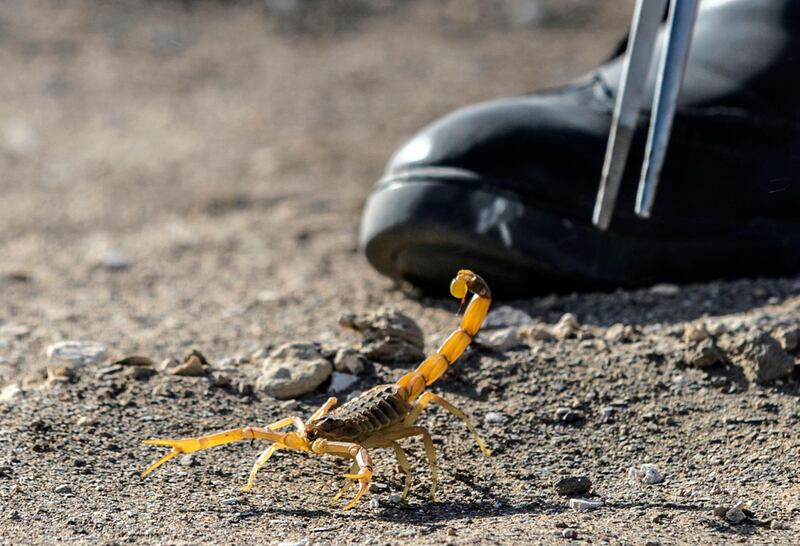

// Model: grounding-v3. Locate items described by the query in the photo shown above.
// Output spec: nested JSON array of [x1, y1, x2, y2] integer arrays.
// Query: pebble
[[338, 308, 425, 362], [554, 476, 592, 497], [328, 371, 358, 393], [770, 520, 790, 530], [520, 324, 555, 342], [555, 407, 583, 423], [649, 283, 680, 296], [552, 313, 580, 340], [476, 328, 520, 351], [686, 338, 726, 368], [683, 323, 710, 343], [257, 343, 332, 399], [123, 366, 158, 381], [736, 333, 794, 384], [333, 348, 365, 375], [167, 350, 210, 377], [54, 484, 73, 494], [220, 497, 239, 506], [600, 406, 615, 422], [569, 498, 602, 512], [368, 498, 380, 510], [604, 323, 636, 342], [725, 504, 747, 524], [386, 493, 402, 504], [483, 306, 533, 329], [562, 528, 578, 539], [46, 340, 108, 367], [629, 464, 664, 484], [0, 383, 21, 403], [484, 412, 510, 425], [102, 248, 129, 270]]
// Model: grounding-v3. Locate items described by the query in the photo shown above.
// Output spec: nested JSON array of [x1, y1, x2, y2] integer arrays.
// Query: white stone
[[485, 412, 510, 425], [569, 498, 603, 512], [629, 463, 664, 485], [649, 283, 680, 296], [483, 306, 533, 329], [476, 328, 520, 351], [328, 372, 358, 394], [46, 340, 108, 367], [0, 383, 21, 403], [333, 348, 365, 375]]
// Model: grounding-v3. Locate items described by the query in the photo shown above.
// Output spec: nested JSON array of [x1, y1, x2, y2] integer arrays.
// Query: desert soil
[[1, 1, 799, 545]]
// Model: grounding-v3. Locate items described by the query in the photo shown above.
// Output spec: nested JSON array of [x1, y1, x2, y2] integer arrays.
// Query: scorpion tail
[[396, 270, 491, 401]]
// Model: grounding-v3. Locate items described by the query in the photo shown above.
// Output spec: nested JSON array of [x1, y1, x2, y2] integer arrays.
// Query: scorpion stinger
[[142, 269, 493, 510]]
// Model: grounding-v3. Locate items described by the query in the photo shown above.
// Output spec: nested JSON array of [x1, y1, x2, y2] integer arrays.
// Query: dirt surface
[[1, 1, 799, 544]]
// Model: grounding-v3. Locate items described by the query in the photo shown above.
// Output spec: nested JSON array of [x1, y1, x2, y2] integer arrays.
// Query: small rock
[[476, 328, 520, 351], [600, 406, 615, 422], [519, 324, 555, 342], [554, 476, 592, 497], [483, 306, 533, 329], [552, 313, 580, 340], [771, 520, 790, 530], [629, 464, 664, 485], [47, 364, 77, 384], [555, 407, 583, 423], [368, 497, 380, 510], [46, 340, 108, 367], [54, 484, 73, 494], [123, 366, 158, 381], [446, 528, 457, 537], [725, 503, 747, 524], [115, 356, 155, 368], [649, 283, 680, 296], [683, 323, 710, 343], [484, 412, 509, 425], [333, 348, 365, 375], [0, 383, 21, 403], [339, 308, 425, 362], [257, 343, 332, 399], [774, 326, 799, 352], [220, 497, 239, 506], [737, 333, 794, 384], [168, 350, 210, 377], [569, 498, 602, 512], [0, 323, 31, 339], [562, 528, 578, 539], [713, 505, 728, 519], [604, 323, 636, 342], [686, 338, 727, 368], [328, 371, 358, 393], [102, 248, 129, 270], [386, 493, 402, 504]]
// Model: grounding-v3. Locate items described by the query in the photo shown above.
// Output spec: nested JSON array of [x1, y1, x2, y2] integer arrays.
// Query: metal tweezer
[[592, 0, 700, 230]]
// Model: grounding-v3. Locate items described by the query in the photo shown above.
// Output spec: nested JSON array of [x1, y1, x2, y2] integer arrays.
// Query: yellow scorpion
[[141, 269, 492, 510]]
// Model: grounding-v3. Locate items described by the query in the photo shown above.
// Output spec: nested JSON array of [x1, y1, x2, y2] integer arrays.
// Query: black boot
[[360, 0, 800, 296]]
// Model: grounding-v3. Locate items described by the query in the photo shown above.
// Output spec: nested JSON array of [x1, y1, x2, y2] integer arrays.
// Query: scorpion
[[141, 269, 493, 510]]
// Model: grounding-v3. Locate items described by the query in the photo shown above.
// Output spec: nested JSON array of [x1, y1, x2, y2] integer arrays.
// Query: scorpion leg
[[142, 426, 307, 478], [329, 461, 358, 505], [373, 426, 439, 502], [311, 440, 373, 510], [242, 444, 282, 492], [308, 397, 337, 422], [391, 441, 413, 501], [406, 392, 492, 456]]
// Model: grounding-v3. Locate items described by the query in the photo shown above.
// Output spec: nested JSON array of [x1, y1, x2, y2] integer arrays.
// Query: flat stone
[[649, 283, 680, 296], [555, 476, 592, 497], [569, 498, 602, 512], [484, 412, 510, 425], [257, 343, 332, 399], [46, 340, 108, 368]]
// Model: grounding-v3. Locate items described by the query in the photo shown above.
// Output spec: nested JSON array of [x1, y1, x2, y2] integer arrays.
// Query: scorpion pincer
[[141, 269, 493, 510]]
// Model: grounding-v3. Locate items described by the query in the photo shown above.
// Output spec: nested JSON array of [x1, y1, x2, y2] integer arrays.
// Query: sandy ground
[[1, 1, 799, 544]]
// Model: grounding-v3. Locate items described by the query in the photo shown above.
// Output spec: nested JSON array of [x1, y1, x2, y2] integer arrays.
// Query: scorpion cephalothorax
[[141, 269, 492, 510]]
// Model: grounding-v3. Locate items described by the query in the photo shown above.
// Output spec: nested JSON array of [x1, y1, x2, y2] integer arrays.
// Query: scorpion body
[[142, 270, 492, 510]]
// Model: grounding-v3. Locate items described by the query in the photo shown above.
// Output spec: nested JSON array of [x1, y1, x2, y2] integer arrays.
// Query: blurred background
[[0, 0, 633, 384]]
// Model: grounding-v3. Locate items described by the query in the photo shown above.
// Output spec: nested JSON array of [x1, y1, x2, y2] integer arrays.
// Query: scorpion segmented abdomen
[[309, 384, 412, 442]]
